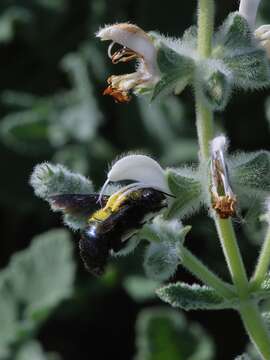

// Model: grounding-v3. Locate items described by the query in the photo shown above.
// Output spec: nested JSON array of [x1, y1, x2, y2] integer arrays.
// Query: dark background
[[0, 0, 269, 359]]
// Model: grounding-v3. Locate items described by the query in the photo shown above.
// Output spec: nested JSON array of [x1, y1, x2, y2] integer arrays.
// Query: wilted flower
[[98, 154, 171, 202], [210, 135, 237, 219], [96, 23, 160, 103], [255, 25, 270, 58]]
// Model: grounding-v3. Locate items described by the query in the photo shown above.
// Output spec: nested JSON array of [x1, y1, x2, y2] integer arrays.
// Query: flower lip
[[98, 154, 171, 203], [97, 23, 159, 102], [96, 23, 157, 64]]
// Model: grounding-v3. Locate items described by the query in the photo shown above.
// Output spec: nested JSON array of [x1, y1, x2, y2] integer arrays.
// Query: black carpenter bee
[[50, 188, 168, 276]]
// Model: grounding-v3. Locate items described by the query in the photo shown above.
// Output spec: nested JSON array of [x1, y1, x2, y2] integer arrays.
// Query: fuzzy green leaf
[[141, 217, 190, 281], [157, 43, 194, 74], [0, 110, 51, 154], [123, 276, 160, 302], [253, 273, 270, 302], [15, 341, 61, 360], [224, 49, 270, 90], [197, 60, 232, 111], [234, 355, 251, 360], [9, 229, 75, 320], [166, 169, 203, 218], [214, 13, 270, 90], [0, 273, 17, 358], [135, 307, 215, 360], [230, 151, 270, 200], [182, 26, 198, 49], [216, 12, 252, 50], [143, 242, 179, 281], [30, 162, 93, 229], [157, 282, 237, 310], [152, 43, 194, 100], [0, 7, 31, 44]]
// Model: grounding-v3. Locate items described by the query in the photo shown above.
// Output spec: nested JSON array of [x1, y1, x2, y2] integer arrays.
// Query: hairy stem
[[181, 246, 235, 298], [196, 0, 249, 298], [240, 301, 270, 359], [196, 0, 214, 159], [215, 218, 249, 298], [195, 0, 270, 357], [251, 226, 270, 289], [197, 0, 214, 58]]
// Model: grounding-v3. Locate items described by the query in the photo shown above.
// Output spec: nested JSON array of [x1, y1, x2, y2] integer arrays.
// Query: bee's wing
[[50, 194, 109, 217]]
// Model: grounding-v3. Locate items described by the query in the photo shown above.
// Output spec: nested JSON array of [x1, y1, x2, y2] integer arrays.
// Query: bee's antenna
[[97, 179, 110, 204], [159, 190, 176, 198]]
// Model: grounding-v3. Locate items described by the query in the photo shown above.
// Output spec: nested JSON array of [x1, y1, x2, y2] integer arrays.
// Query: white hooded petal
[[96, 23, 157, 73], [239, 0, 261, 29], [106, 154, 170, 193]]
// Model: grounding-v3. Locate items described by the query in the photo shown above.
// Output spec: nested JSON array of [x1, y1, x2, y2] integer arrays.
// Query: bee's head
[[140, 188, 168, 210]]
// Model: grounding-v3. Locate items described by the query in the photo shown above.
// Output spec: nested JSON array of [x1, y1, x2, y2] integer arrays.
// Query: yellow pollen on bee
[[89, 191, 130, 222]]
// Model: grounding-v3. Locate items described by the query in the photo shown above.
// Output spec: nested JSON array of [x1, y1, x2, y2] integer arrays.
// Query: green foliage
[[0, 273, 17, 358], [141, 217, 190, 281], [152, 12, 270, 109], [0, 7, 31, 43], [196, 59, 232, 111], [30, 162, 93, 229], [230, 151, 270, 201], [0, 229, 75, 358], [0, 51, 102, 155], [123, 276, 160, 302], [143, 242, 179, 281], [234, 355, 251, 360], [15, 341, 61, 360], [9, 229, 75, 319], [166, 168, 203, 219], [157, 282, 237, 311], [253, 273, 270, 302], [152, 42, 194, 100], [135, 307, 215, 360], [214, 12, 270, 91]]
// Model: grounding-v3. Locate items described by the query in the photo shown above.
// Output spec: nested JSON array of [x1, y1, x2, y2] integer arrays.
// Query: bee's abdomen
[[79, 225, 109, 276]]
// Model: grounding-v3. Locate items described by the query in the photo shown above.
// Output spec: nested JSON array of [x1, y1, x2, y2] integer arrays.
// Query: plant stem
[[196, 0, 249, 298], [196, 0, 214, 159], [195, 0, 270, 357], [181, 246, 235, 298], [215, 218, 249, 298], [197, 0, 214, 58], [251, 226, 270, 290], [239, 300, 270, 359]]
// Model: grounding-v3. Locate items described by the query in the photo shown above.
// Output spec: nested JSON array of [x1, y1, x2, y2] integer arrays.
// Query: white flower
[[98, 154, 170, 202], [239, 0, 261, 29], [255, 25, 270, 58], [96, 23, 159, 103], [239, 1, 270, 59]]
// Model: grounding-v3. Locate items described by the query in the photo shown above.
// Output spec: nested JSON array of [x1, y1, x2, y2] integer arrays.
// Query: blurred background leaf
[[135, 307, 215, 360]]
